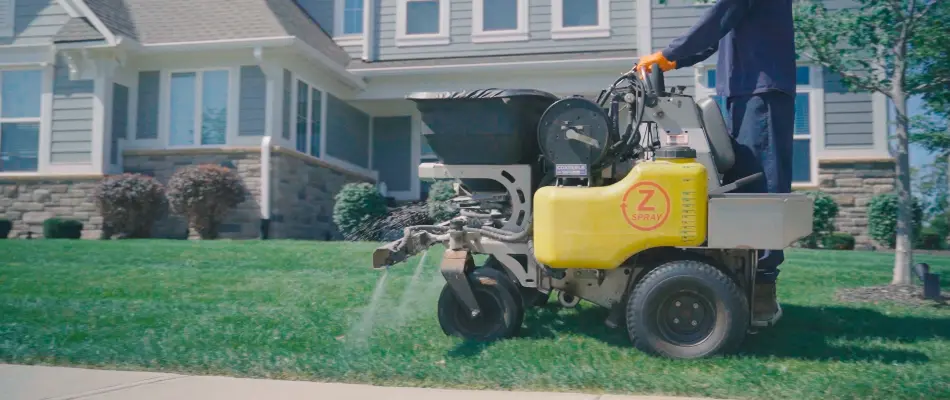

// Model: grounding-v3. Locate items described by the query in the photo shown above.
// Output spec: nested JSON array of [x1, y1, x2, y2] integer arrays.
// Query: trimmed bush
[[822, 232, 856, 250], [426, 180, 459, 223], [166, 164, 247, 240], [94, 173, 168, 239], [332, 182, 388, 240], [0, 218, 11, 239], [867, 193, 923, 249], [798, 191, 839, 249], [43, 218, 83, 239]]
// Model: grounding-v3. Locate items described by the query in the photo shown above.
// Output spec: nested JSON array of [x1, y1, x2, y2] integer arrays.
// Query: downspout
[[260, 136, 272, 239], [362, 0, 376, 61]]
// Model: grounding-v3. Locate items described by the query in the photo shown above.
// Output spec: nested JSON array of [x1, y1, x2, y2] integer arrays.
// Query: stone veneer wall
[[123, 150, 263, 239], [268, 149, 373, 240], [0, 178, 105, 239], [816, 159, 896, 249]]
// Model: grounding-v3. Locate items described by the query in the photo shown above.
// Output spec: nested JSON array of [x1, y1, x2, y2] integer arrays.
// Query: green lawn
[[1, 240, 949, 400]]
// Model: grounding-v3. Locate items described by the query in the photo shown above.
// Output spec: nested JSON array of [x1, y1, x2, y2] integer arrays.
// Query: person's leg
[[723, 91, 795, 321]]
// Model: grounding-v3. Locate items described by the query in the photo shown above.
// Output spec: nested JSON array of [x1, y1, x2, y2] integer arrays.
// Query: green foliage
[[332, 182, 388, 240], [426, 180, 458, 223], [166, 164, 247, 240], [94, 173, 168, 239], [868, 193, 924, 249], [798, 191, 840, 249], [911, 157, 949, 220], [42, 218, 83, 239], [0, 218, 11, 239], [822, 232, 856, 251], [916, 228, 945, 250]]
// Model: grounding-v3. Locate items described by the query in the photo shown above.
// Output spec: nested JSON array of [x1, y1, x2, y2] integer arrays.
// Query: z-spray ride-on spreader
[[372, 65, 814, 360]]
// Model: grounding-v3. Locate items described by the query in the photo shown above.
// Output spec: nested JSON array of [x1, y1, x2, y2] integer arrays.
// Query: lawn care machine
[[371, 65, 814, 359]]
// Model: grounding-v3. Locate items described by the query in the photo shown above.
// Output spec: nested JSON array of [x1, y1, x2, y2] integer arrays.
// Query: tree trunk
[[892, 90, 914, 285]]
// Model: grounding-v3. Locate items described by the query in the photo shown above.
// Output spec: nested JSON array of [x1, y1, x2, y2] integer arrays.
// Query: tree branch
[[913, 77, 950, 93]]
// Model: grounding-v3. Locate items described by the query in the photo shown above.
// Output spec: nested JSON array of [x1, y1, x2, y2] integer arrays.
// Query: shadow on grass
[[448, 303, 950, 364]]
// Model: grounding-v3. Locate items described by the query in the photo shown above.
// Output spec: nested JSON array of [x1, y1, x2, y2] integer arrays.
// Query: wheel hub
[[657, 291, 715, 346]]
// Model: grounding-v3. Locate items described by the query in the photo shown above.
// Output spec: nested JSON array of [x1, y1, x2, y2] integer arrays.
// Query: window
[[551, 0, 610, 39], [699, 65, 818, 186], [472, 0, 528, 43], [0, 69, 42, 172], [294, 78, 324, 158], [396, 0, 450, 46], [334, 0, 364, 41], [168, 70, 229, 147], [110, 83, 130, 165]]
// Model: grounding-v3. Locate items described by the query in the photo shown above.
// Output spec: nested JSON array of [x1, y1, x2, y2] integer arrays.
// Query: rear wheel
[[626, 260, 748, 359], [437, 267, 524, 342]]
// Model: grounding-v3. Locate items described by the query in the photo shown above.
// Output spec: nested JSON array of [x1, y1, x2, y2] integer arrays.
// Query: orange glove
[[633, 51, 677, 74]]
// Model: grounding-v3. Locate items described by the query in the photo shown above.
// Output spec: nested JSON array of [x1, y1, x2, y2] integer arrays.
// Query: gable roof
[[54, 17, 106, 43], [54, 0, 350, 66]]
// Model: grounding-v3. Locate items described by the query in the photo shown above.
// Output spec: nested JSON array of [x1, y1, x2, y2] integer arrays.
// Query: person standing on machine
[[633, 0, 795, 324]]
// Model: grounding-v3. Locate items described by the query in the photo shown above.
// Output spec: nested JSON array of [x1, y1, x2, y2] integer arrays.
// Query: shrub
[[166, 164, 247, 240], [94, 173, 168, 239], [332, 182, 388, 240], [916, 228, 944, 250], [822, 232, 856, 250], [43, 218, 83, 239], [426, 180, 459, 223], [0, 218, 10, 239], [797, 191, 839, 249], [867, 193, 923, 249]]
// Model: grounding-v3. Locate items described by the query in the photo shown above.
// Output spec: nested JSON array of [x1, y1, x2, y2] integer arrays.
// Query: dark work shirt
[[660, 0, 796, 98]]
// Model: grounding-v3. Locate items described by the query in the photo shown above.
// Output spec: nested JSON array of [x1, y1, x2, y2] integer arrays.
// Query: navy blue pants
[[722, 90, 795, 284]]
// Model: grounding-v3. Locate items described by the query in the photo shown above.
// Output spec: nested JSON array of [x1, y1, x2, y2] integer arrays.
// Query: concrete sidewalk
[[1, 363, 722, 400]]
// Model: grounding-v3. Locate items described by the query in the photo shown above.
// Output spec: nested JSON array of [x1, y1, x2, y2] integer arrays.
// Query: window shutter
[[794, 93, 810, 135]]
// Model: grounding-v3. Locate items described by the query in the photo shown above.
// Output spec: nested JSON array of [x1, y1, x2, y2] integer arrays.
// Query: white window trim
[[550, 0, 611, 40], [693, 63, 822, 188], [0, 66, 49, 175], [0, 0, 15, 38], [290, 73, 327, 159], [471, 0, 529, 43], [395, 0, 451, 47], [158, 66, 240, 149], [334, 0, 364, 47]]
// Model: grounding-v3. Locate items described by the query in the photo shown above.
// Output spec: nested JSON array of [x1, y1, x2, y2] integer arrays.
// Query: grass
[[1, 240, 949, 400]]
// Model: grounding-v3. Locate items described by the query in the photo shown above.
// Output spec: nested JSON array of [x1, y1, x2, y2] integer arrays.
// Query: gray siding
[[136, 71, 159, 139], [326, 94, 370, 168], [238, 65, 266, 136], [823, 69, 873, 147], [650, 0, 714, 93], [0, 0, 70, 46], [51, 56, 94, 163], [374, 0, 637, 60], [372, 116, 411, 191]]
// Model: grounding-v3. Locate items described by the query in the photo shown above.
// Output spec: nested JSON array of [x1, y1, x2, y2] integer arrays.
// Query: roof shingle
[[56, 0, 349, 66]]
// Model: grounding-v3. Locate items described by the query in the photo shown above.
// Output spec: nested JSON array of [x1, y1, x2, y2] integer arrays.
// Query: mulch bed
[[835, 284, 949, 307]]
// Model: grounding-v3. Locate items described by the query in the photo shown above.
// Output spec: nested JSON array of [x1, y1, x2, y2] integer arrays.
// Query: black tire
[[437, 267, 525, 342], [484, 256, 548, 308], [625, 260, 749, 359]]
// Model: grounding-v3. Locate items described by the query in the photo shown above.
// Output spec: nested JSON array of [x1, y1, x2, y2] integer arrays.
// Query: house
[[0, 0, 894, 246]]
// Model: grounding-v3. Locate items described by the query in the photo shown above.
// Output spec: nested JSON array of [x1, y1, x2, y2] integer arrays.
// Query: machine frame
[[371, 66, 814, 359]]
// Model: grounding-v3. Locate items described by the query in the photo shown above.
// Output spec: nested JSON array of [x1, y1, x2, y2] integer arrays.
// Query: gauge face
[[537, 97, 612, 169]]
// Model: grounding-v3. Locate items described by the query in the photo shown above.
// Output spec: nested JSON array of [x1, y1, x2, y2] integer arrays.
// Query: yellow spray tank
[[533, 146, 708, 269]]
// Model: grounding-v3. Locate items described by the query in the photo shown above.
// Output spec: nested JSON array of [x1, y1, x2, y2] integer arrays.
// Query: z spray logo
[[620, 181, 671, 231]]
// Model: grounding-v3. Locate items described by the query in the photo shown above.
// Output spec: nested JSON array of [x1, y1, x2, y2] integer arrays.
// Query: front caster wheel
[[626, 260, 749, 359], [437, 268, 524, 342], [557, 290, 580, 308]]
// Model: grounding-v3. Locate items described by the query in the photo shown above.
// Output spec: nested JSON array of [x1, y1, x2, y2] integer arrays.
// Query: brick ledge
[[819, 157, 895, 165]]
